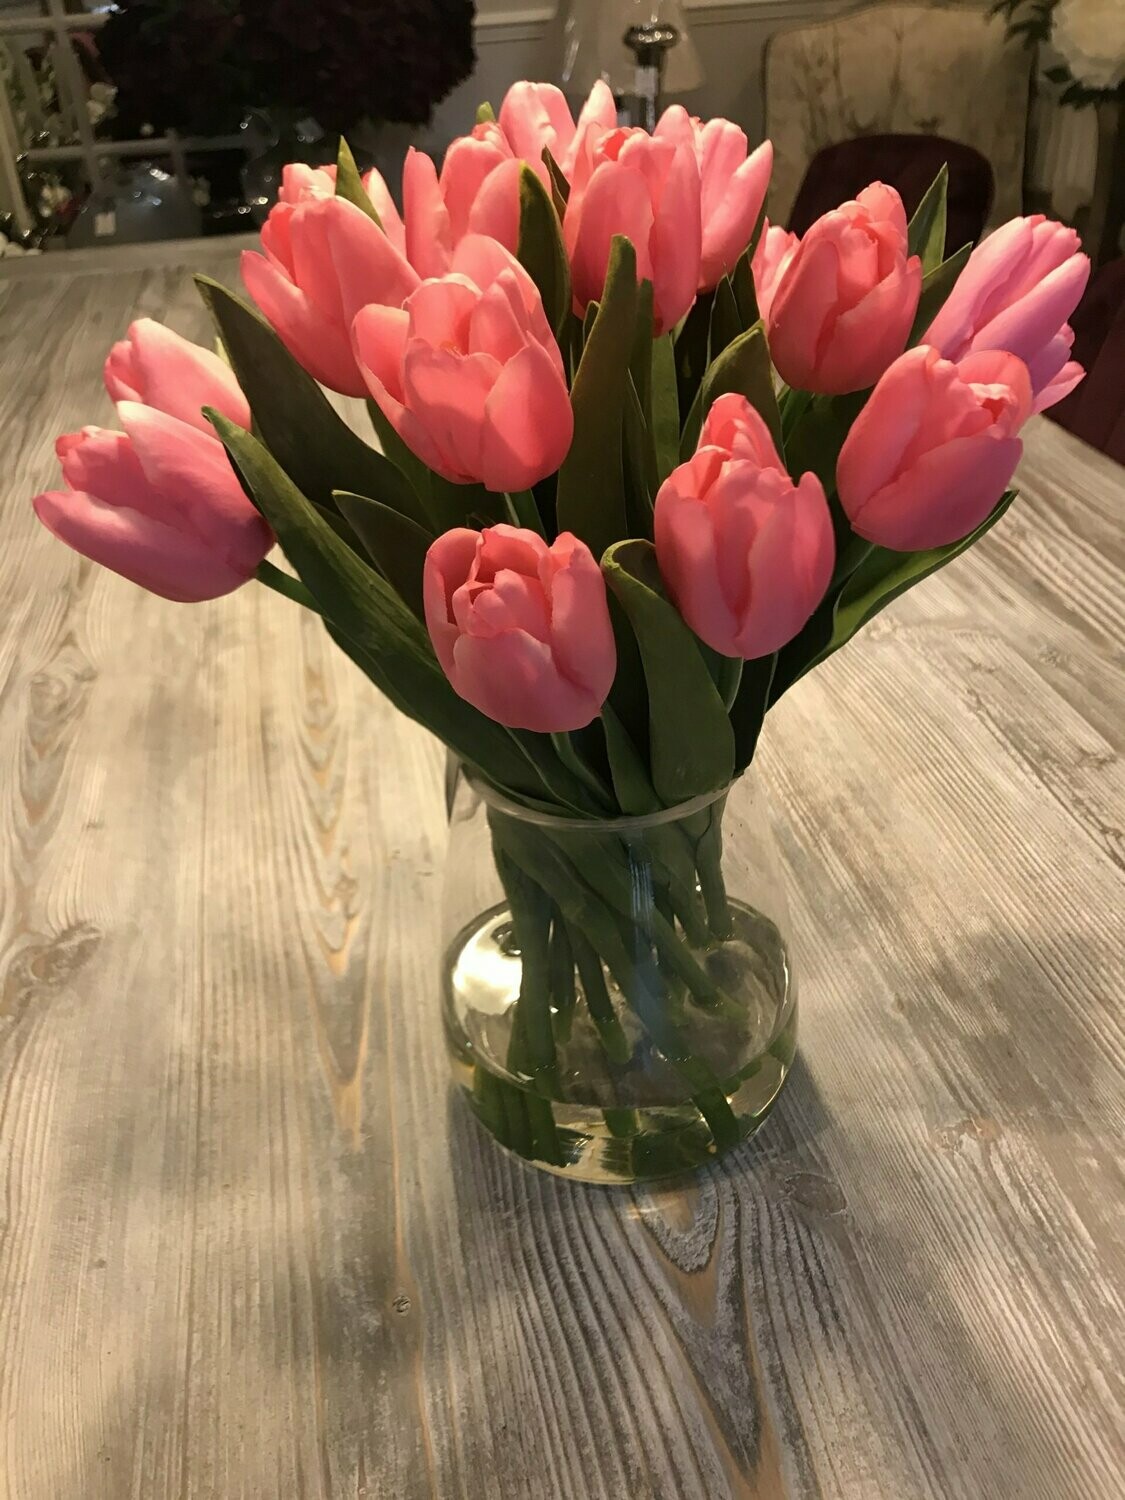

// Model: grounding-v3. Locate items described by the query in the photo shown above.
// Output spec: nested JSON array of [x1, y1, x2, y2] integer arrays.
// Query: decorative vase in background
[[442, 767, 797, 1184], [559, 0, 705, 109]]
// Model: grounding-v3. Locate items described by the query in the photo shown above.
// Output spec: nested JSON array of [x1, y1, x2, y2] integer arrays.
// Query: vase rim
[[467, 768, 741, 831]]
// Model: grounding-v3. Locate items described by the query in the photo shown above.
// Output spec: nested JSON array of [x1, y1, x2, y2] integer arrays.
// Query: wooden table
[[1, 247, 1123, 1500]]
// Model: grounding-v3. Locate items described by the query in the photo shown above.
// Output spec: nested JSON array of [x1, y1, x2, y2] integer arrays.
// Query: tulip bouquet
[[33, 81, 1090, 1179]]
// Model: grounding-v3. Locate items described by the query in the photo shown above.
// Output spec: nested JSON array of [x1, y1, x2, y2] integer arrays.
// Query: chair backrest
[[789, 133, 994, 255], [764, 2, 1031, 232]]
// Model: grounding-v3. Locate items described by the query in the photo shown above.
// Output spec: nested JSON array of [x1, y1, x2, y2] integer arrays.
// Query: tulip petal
[[1032, 358, 1084, 414], [566, 161, 656, 311], [351, 303, 410, 403], [402, 343, 498, 482], [404, 147, 454, 279], [56, 426, 162, 519], [452, 629, 599, 732], [105, 319, 251, 433], [466, 158, 523, 256], [972, 253, 1090, 367], [315, 196, 420, 329], [116, 402, 272, 571], [361, 166, 407, 256], [480, 343, 574, 492], [33, 489, 253, 602], [851, 431, 1023, 550], [815, 256, 921, 394], [651, 140, 704, 332], [539, 533, 616, 703], [241, 249, 365, 395]]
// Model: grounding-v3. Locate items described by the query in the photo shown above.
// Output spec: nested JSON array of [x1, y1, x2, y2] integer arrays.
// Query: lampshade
[[560, 0, 706, 99]]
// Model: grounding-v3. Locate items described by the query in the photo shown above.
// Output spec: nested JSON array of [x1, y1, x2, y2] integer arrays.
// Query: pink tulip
[[104, 318, 250, 435], [836, 345, 1033, 551], [766, 183, 922, 395], [751, 220, 799, 326], [655, 107, 773, 291], [242, 193, 419, 396], [33, 402, 272, 602], [565, 123, 703, 335], [497, 80, 617, 180], [274, 161, 406, 256], [922, 214, 1089, 413], [352, 235, 573, 494], [424, 524, 616, 732], [402, 131, 523, 279], [654, 394, 834, 658]]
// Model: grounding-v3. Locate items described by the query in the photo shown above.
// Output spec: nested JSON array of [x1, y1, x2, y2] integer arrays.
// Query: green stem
[[716, 656, 744, 712], [490, 816, 742, 1150], [550, 732, 615, 812], [548, 917, 577, 1045], [568, 924, 632, 1065], [256, 558, 319, 611], [780, 386, 814, 442], [504, 489, 547, 538]]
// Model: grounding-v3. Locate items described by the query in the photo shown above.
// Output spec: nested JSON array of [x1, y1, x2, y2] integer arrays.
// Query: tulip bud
[[751, 220, 799, 326], [104, 318, 250, 435], [836, 345, 1033, 551], [33, 401, 271, 602], [498, 80, 617, 180], [765, 183, 922, 395], [655, 106, 773, 291], [564, 123, 703, 335], [654, 394, 834, 658], [424, 525, 616, 732], [352, 235, 573, 494], [922, 214, 1089, 413], [242, 193, 420, 396]]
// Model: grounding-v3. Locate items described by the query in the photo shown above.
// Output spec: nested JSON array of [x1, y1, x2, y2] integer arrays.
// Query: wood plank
[[0, 254, 1122, 1500]]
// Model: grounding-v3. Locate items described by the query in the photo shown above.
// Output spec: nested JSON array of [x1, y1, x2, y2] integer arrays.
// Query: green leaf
[[772, 489, 1019, 703], [828, 491, 1019, 656], [476, 101, 496, 124], [622, 376, 656, 537], [542, 148, 570, 211], [630, 278, 656, 418], [516, 164, 571, 336], [196, 276, 429, 529], [909, 242, 972, 345], [730, 652, 776, 771], [556, 236, 638, 561], [907, 163, 948, 276], [365, 399, 481, 534], [334, 490, 432, 620], [207, 412, 545, 796], [602, 540, 735, 803], [730, 250, 760, 329], [335, 138, 381, 226], [503, 488, 546, 536], [650, 332, 680, 485], [709, 276, 742, 360], [600, 705, 660, 815], [680, 322, 781, 458], [673, 292, 712, 421]]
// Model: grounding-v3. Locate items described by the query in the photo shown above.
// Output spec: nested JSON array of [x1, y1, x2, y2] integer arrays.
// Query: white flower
[[1053, 0, 1125, 91]]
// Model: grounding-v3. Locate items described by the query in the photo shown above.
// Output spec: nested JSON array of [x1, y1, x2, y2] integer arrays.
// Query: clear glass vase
[[442, 768, 797, 1184]]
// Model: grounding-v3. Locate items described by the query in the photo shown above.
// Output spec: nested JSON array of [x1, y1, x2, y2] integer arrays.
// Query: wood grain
[[1, 254, 1123, 1500]]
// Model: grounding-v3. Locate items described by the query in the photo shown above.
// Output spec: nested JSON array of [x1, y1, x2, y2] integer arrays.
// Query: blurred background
[[2, 0, 1121, 454]]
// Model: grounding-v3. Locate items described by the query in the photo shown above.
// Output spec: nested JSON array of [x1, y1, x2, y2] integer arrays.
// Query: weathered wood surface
[[0, 251, 1122, 1500]]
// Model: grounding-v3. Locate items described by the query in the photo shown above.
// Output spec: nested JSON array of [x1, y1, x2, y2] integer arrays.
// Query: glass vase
[[442, 768, 797, 1184]]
